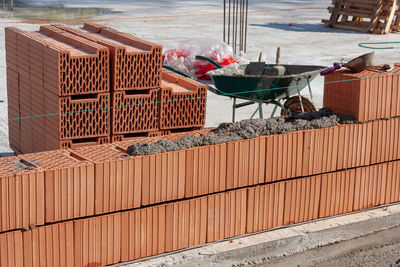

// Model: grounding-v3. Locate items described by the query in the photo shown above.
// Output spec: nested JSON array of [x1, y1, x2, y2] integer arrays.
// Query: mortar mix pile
[[127, 108, 356, 156]]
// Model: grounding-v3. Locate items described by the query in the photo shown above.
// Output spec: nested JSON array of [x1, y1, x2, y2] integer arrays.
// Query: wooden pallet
[[322, 0, 398, 34]]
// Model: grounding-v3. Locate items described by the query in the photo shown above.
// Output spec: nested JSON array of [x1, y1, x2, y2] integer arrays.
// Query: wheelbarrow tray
[[207, 64, 326, 102]]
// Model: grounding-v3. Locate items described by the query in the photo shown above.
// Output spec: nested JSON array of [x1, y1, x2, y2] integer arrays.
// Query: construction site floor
[[2, 0, 400, 154], [1, 1, 400, 266]]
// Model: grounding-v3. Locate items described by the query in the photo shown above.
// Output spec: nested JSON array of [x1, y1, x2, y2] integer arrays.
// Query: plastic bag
[[163, 39, 237, 79]]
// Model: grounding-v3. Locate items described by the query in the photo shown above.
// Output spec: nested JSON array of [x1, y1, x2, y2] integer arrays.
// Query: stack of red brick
[[5, 25, 400, 267], [1, 114, 400, 266], [6, 25, 111, 153], [323, 64, 400, 121], [5, 23, 208, 154]]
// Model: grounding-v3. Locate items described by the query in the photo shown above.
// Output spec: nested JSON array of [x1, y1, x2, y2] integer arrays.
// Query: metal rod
[[244, 0, 248, 53], [250, 106, 260, 120], [271, 104, 278, 117], [238, 0, 241, 53], [307, 78, 313, 99], [232, 98, 236, 122], [242, 0, 244, 53], [232, 0, 235, 54], [239, 0, 242, 53], [223, 0, 226, 42], [228, 0, 231, 44], [258, 103, 263, 119], [235, 0, 238, 55]]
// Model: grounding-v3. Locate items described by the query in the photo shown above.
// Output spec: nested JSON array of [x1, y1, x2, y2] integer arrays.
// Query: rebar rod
[[223, 0, 226, 42], [244, 0, 248, 53]]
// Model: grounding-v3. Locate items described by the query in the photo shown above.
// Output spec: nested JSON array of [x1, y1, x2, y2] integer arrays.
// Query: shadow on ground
[[250, 23, 361, 34]]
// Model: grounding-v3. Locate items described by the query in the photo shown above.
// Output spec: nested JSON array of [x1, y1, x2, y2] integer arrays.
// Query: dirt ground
[[264, 225, 400, 267], [313, 241, 400, 267]]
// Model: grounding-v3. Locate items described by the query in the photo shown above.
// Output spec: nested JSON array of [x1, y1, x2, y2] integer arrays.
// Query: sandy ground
[[266, 225, 400, 267], [1, 0, 400, 155]]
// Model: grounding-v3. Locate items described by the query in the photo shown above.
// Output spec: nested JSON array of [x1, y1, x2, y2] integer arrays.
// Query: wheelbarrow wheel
[[280, 96, 316, 116]]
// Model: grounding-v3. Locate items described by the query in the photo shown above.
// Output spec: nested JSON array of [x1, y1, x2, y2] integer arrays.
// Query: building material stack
[[53, 23, 207, 142], [1, 60, 400, 266], [322, 0, 399, 34], [5, 25, 110, 154], [5, 23, 208, 154]]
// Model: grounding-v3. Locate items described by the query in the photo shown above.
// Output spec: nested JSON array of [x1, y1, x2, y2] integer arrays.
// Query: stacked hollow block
[[5, 27, 400, 267], [6, 23, 208, 153], [51, 23, 207, 143], [323, 65, 400, 121], [52, 23, 163, 141], [3, 111, 400, 266], [5, 25, 110, 153]]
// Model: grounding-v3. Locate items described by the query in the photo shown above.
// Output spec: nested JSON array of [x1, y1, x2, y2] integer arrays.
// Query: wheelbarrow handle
[[320, 63, 342, 76], [195, 55, 223, 69]]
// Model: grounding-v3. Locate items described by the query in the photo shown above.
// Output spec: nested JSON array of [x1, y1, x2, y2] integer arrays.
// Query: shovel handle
[[320, 64, 342, 76], [276, 47, 281, 65]]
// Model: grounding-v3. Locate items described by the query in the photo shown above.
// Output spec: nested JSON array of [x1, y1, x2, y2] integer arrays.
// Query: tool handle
[[258, 52, 263, 62], [195, 55, 223, 69], [320, 64, 342, 76], [276, 47, 281, 65]]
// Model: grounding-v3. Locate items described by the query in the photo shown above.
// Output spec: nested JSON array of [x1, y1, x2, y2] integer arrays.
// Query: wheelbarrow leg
[[258, 102, 263, 119], [296, 81, 305, 113], [271, 104, 278, 117], [307, 77, 313, 100], [250, 105, 260, 119], [232, 98, 236, 122]]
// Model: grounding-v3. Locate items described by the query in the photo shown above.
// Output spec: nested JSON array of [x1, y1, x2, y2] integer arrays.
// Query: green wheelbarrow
[[195, 55, 326, 122]]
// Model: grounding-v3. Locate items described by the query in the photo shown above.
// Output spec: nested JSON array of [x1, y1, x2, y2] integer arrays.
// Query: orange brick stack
[[161, 69, 207, 130], [49, 23, 207, 142], [323, 65, 400, 121], [5, 26, 110, 154], [2, 116, 400, 266], [7, 25, 400, 267], [52, 23, 164, 142], [6, 23, 208, 153]]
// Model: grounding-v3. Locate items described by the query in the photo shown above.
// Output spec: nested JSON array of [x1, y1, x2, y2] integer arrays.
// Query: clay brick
[[265, 134, 274, 182], [59, 136, 110, 150], [17, 149, 94, 224], [284, 175, 321, 225], [111, 130, 171, 143], [324, 66, 400, 121], [160, 69, 207, 130], [70, 144, 142, 214], [53, 23, 162, 91], [370, 120, 380, 164], [302, 130, 312, 176], [112, 89, 160, 134], [226, 140, 239, 189], [0, 230, 23, 267], [246, 182, 285, 233], [44, 91, 110, 140], [0, 156, 45, 232]]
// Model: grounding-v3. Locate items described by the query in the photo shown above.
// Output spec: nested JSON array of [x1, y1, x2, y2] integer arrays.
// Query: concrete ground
[[1, 1, 400, 266], [2, 0, 400, 154]]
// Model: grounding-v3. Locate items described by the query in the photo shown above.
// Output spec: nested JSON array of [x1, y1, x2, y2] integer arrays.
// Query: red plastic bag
[[163, 39, 237, 80]]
